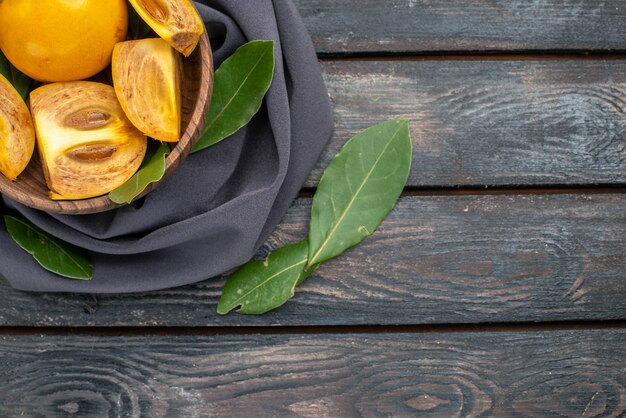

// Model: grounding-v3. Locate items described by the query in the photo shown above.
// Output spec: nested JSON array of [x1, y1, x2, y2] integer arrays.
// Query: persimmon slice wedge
[[112, 38, 182, 143], [30, 81, 147, 200], [128, 0, 204, 56], [0, 73, 35, 181]]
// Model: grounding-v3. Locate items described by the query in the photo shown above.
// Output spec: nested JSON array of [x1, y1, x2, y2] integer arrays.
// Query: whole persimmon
[[0, 0, 128, 82]]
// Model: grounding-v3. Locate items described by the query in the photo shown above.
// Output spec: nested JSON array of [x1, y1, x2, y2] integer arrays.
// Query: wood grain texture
[[295, 0, 626, 54], [1, 330, 626, 416], [309, 59, 626, 188], [1, 193, 624, 327]]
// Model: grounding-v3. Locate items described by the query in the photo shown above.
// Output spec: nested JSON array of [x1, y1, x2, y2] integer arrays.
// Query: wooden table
[[2, 1, 626, 416]]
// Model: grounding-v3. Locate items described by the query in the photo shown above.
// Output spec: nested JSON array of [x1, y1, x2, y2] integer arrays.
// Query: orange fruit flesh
[[30, 81, 147, 200], [0, 73, 35, 181]]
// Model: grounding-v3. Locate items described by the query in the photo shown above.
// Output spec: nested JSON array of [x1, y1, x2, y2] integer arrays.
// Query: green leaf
[[216, 120, 412, 316], [218, 241, 311, 315], [0, 51, 10, 79], [3, 216, 93, 280], [0, 50, 33, 101], [109, 142, 170, 204], [127, 2, 153, 40], [191, 40, 275, 153], [307, 120, 412, 267]]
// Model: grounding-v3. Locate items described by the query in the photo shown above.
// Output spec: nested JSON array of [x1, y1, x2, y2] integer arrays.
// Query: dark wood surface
[[297, 0, 626, 54], [1, 1, 625, 416], [310, 59, 626, 188], [2, 330, 626, 417], [1, 193, 624, 327]]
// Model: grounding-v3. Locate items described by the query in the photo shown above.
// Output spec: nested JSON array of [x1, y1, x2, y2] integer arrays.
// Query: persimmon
[[128, 0, 203, 56], [0, 0, 128, 82], [30, 81, 147, 200], [0, 74, 35, 180], [113, 38, 182, 142]]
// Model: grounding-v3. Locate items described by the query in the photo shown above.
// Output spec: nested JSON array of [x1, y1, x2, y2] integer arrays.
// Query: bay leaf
[[3, 215, 93, 280], [109, 142, 170, 204], [127, 4, 153, 40], [191, 40, 275, 153], [0, 50, 33, 101], [218, 241, 310, 315], [307, 119, 412, 267]]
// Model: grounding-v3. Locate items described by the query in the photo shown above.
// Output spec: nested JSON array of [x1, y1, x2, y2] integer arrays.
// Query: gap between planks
[[299, 185, 626, 198], [2, 320, 626, 337], [318, 50, 626, 61]]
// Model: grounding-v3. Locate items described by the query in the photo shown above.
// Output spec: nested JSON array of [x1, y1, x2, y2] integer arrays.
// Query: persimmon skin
[[0, 0, 128, 82]]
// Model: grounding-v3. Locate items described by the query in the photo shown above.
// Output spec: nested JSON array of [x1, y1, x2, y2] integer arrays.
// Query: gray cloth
[[0, 0, 333, 292]]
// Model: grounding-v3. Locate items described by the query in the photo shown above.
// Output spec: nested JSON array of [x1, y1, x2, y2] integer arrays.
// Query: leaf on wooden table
[[0, 50, 33, 101], [218, 241, 311, 315], [191, 40, 275, 153], [109, 142, 170, 204], [3, 216, 93, 280], [307, 119, 412, 267]]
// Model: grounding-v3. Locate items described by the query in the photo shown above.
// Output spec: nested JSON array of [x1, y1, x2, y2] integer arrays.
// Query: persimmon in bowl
[[0, 0, 213, 215]]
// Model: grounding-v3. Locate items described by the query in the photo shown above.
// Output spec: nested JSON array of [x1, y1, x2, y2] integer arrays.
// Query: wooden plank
[[1, 330, 626, 416], [1, 193, 624, 327], [296, 0, 626, 54], [308, 59, 626, 188]]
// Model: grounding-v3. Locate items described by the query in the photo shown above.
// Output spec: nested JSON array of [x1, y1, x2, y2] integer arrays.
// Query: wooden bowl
[[0, 32, 213, 215]]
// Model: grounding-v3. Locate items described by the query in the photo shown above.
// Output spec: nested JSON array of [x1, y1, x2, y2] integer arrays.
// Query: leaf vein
[[12, 217, 90, 276], [202, 47, 271, 137], [229, 257, 308, 311], [309, 123, 406, 266]]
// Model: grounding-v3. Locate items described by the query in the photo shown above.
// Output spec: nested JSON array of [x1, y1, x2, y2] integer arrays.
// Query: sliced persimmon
[[30, 81, 147, 200], [128, 0, 203, 56], [0, 73, 35, 181], [112, 38, 182, 142]]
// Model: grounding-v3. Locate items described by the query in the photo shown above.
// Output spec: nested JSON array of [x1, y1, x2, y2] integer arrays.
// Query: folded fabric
[[0, 0, 333, 293]]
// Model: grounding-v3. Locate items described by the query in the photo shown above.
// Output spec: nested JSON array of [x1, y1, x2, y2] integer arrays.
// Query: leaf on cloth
[[191, 40, 275, 153], [0, 50, 33, 100], [217, 241, 312, 315], [109, 142, 170, 204], [3, 215, 93, 280], [307, 119, 412, 267]]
